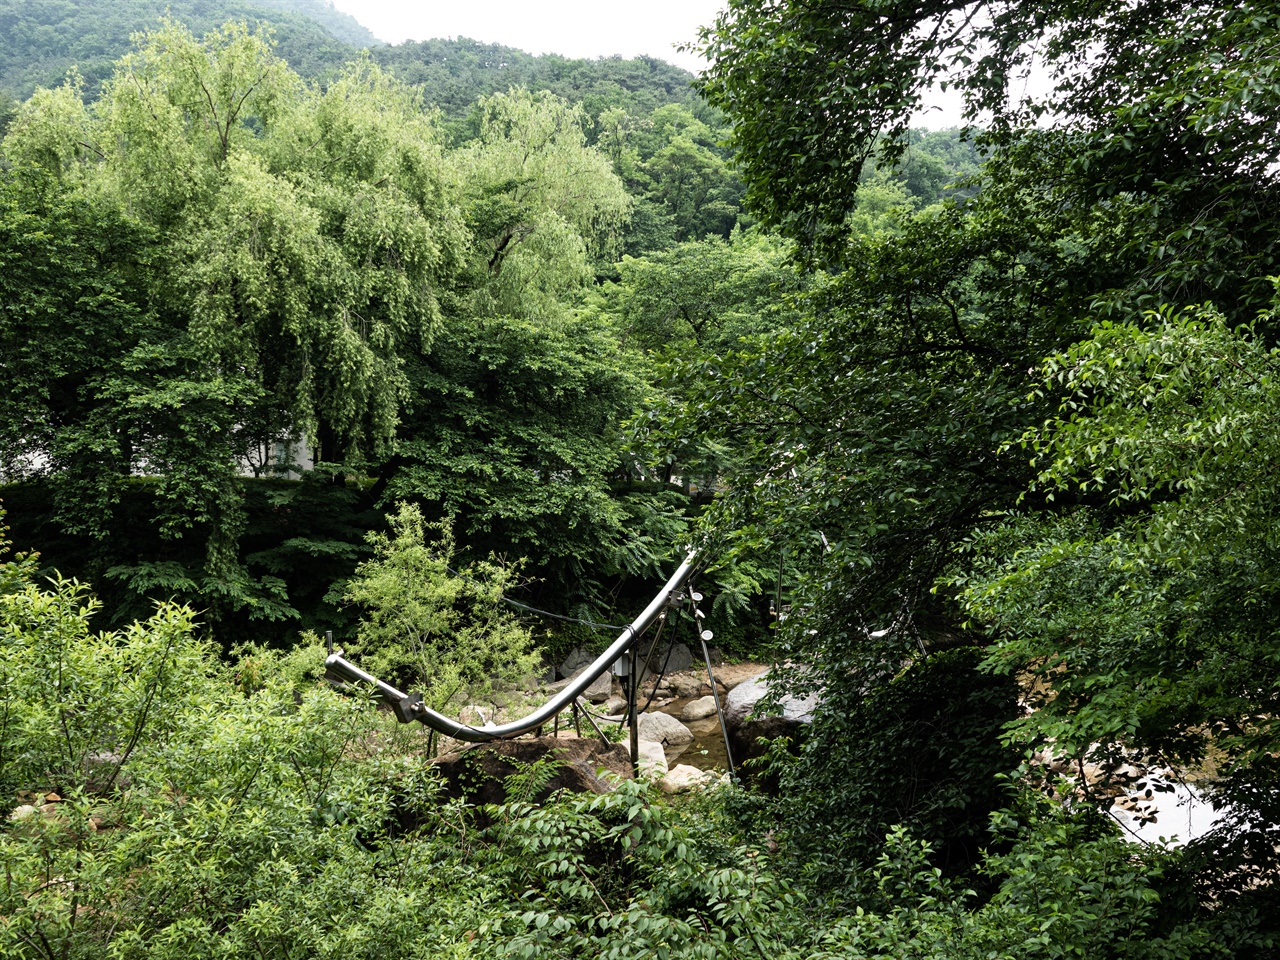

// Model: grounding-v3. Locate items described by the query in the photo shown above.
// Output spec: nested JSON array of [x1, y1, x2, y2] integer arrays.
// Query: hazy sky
[[325, 0, 979, 127], [328, 0, 728, 74]]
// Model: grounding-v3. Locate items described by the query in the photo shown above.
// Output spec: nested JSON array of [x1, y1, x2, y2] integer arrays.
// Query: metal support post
[[700, 633, 735, 779], [628, 638, 640, 779]]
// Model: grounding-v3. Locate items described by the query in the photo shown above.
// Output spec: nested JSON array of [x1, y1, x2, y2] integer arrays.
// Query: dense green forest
[[372, 38, 702, 123], [3, 0, 1278, 957], [0, 1, 701, 122], [0, 1, 970, 644]]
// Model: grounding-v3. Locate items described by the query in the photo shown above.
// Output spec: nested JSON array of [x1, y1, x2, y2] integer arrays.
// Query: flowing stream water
[[1110, 783, 1226, 846], [655, 698, 732, 772]]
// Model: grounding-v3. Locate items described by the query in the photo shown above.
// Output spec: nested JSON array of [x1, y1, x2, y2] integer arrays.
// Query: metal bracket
[[392, 692, 424, 724]]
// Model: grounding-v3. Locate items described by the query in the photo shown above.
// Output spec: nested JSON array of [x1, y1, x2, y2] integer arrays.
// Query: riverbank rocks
[[623, 739, 669, 779], [637, 711, 694, 747], [579, 670, 613, 703], [659, 764, 720, 794], [723, 671, 818, 726], [667, 673, 704, 698], [712, 662, 771, 690], [543, 664, 614, 704], [649, 642, 694, 674], [557, 646, 596, 678]]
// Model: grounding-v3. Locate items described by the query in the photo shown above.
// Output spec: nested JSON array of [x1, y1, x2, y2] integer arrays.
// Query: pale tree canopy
[[451, 87, 630, 322], [5, 21, 467, 462]]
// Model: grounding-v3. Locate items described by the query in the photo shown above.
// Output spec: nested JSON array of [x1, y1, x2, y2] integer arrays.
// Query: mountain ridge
[[0, 0, 698, 125]]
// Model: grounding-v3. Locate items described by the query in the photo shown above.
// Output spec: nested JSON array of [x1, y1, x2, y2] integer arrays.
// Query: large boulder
[[649, 642, 694, 674], [712, 662, 771, 691], [724, 670, 818, 775], [723, 671, 817, 726], [557, 646, 596, 679], [667, 673, 704, 698], [728, 715, 806, 787], [623, 739, 669, 780], [579, 668, 613, 704], [430, 736, 631, 812], [659, 764, 720, 795], [637, 711, 694, 746], [543, 664, 614, 704]]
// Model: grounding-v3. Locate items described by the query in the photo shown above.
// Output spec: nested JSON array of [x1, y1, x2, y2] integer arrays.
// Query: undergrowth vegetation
[[1, 521, 1265, 960]]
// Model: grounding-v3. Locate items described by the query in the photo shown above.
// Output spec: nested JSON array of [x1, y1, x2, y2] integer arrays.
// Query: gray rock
[[558, 646, 596, 679], [353, 736, 635, 833], [681, 695, 719, 722], [711, 663, 770, 691], [581, 670, 612, 704], [652, 642, 694, 674], [624, 739, 668, 780], [659, 764, 719, 794], [544, 664, 613, 703], [456, 704, 492, 725], [637, 711, 694, 746], [668, 673, 704, 698], [723, 669, 819, 776], [723, 671, 818, 727]]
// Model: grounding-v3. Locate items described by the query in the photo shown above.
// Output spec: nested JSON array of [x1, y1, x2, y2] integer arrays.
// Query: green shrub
[[0, 542, 497, 959], [771, 647, 1023, 890], [0, 575, 211, 799], [0, 520, 1242, 959], [343, 503, 541, 713]]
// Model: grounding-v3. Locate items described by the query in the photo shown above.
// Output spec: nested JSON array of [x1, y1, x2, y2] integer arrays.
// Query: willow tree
[[381, 89, 686, 610], [1, 21, 468, 619], [450, 88, 630, 322]]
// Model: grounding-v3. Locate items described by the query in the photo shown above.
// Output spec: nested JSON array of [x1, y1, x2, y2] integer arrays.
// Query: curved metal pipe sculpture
[[323, 553, 699, 743]]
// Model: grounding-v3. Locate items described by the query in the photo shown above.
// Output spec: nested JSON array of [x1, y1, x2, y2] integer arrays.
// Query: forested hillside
[[0, 1, 701, 118], [0, 1, 704, 137], [0, 0, 754, 252], [373, 38, 701, 123], [0, 6, 980, 645], [0, 11, 824, 648], [0, 0, 375, 98]]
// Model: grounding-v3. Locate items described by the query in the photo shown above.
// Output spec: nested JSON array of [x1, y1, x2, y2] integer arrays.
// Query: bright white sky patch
[[328, 0, 727, 74]]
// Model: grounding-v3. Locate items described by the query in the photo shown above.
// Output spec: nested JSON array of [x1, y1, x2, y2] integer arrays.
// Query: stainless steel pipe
[[324, 552, 698, 742]]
